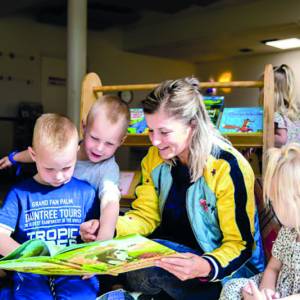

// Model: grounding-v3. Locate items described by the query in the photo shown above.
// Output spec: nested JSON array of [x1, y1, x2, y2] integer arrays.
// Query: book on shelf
[[218, 107, 263, 134], [127, 108, 148, 134], [0, 234, 175, 276], [203, 95, 225, 126]]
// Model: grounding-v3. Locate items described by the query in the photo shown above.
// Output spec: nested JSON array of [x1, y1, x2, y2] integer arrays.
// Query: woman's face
[[145, 108, 193, 164]]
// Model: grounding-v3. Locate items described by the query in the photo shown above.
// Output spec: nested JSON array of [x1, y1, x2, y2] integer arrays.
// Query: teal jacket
[[117, 143, 265, 281]]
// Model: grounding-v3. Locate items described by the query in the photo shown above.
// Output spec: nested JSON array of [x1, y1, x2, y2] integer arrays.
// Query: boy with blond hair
[[0, 95, 130, 241], [76, 95, 130, 241], [0, 114, 99, 299]]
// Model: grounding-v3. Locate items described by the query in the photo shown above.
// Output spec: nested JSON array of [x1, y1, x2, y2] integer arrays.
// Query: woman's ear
[[190, 119, 197, 129], [28, 146, 36, 162]]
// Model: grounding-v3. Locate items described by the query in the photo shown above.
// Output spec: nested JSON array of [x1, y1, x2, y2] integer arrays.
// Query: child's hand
[[242, 281, 267, 300], [79, 219, 99, 242], [0, 156, 12, 170], [261, 288, 280, 299]]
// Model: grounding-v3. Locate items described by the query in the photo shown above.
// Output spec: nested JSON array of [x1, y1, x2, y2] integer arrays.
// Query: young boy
[[0, 114, 99, 299], [76, 95, 130, 241], [0, 95, 130, 241]]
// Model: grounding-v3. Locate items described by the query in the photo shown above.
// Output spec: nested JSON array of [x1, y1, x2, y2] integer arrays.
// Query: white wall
[[4, 16, 299, 170], [0, 17, 66, 155], [0, 17, 196, 162], [196, 49, 300, 107]]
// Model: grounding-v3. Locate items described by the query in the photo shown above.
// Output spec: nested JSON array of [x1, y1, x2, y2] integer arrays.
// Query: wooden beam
[[262, 64, 275, 174], [93, 80, 263, 93], [80, 72, 102, 137]]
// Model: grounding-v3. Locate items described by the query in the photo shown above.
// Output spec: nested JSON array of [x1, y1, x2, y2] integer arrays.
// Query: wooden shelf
[[123, 134, 151, 147], [120, 171, 141, 208], [120, 198, 135, 209], [124, 133, 263, 148], [224, 133, 263, 147], [81, 65, 274, 174]]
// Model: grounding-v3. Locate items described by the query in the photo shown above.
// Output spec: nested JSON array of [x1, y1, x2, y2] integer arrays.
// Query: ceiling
[[1, 0, 300, 63]]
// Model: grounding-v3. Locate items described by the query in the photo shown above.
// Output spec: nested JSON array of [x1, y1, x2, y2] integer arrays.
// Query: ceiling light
[[263, 38, 300, 49], [218, 71, 232, 94]]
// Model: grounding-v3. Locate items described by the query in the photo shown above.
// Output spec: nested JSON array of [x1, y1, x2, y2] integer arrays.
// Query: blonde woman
[[220, 143, 300, 300], [81, 78, 265, 300]]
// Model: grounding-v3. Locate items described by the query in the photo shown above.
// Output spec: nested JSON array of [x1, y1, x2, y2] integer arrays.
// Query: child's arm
[[80, 219, 99, 242], [96, 194, 119, 241], [0, 149, 33, 170], [0, 226, 20, 256], [275, 127, 288, 147], [259, 255, 282, 294]]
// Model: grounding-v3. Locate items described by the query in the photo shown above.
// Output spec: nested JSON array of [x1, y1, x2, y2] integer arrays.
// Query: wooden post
[[262, 64, 274, 175], [80, 72, 102, 137]]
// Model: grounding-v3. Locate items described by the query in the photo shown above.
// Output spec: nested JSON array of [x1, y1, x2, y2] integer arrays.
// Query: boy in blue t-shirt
[[0, 114, 99, 299], [0, 95, 131, 242]]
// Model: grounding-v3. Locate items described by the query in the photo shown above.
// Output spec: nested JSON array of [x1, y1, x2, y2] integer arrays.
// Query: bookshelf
[[80, 65, 275, 204]]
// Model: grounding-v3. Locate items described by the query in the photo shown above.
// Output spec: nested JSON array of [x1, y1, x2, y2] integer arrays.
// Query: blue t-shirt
[[0, 177, 98, 247]]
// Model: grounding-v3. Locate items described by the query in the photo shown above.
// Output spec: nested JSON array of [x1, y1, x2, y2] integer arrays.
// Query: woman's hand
[[79, 219, 100, 242], [155, 252, 211, 281], [0, 156, 12, 170]]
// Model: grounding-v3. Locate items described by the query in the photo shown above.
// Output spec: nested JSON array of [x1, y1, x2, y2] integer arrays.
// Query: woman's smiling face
[[145, 107, 193, 165]]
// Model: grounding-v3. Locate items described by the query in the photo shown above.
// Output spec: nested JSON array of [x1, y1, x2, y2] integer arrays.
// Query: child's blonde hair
[[273, 64, 299, 121], [264, 143, 300, 232], [86, 95, 130, 136], [33, 113, 78, 151]]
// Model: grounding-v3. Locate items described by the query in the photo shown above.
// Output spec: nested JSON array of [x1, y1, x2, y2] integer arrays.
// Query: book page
[[0, 234, 176, 276]]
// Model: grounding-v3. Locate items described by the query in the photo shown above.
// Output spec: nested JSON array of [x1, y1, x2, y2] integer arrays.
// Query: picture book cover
[[127, 108, 148, 134], [0, 234, 175, 276], [218, 107, 263, 133], [203, 96, 225, 126]]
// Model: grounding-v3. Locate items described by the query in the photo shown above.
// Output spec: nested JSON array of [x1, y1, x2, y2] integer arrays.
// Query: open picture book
[[0, 234, 176, 276]]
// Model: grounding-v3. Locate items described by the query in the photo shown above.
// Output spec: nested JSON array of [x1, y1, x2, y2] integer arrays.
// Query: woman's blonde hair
[[142, 77, 225, 182], [273, 64, 299, 121], [264, 143, 300, 232]]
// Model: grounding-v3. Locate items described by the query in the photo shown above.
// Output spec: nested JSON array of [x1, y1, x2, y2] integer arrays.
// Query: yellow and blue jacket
[[116, 143, 265, 281]]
